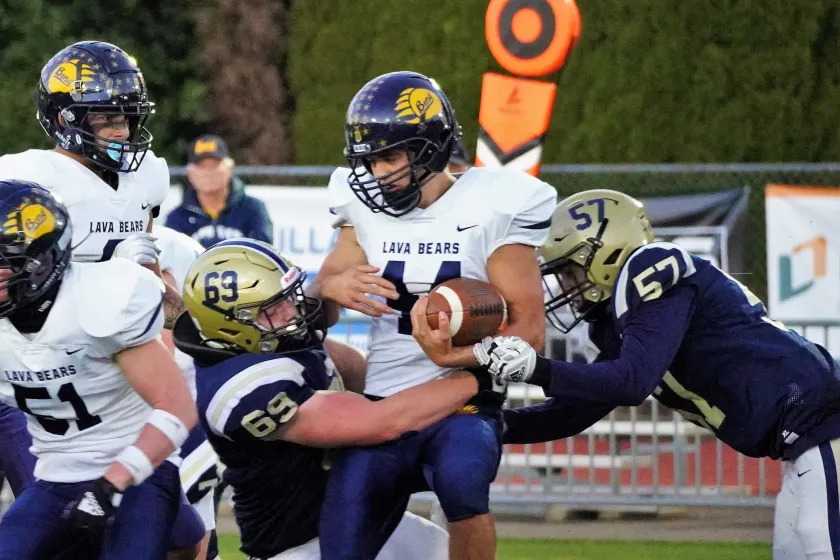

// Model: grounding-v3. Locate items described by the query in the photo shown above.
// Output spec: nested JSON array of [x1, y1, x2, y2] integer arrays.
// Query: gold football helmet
[[540, 189, 654, 332], [182, 239, 323, 353]]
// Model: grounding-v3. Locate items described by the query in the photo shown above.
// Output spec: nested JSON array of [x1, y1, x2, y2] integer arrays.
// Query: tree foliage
[[195, 0, 293, 164], [0, 1, 837, 165]]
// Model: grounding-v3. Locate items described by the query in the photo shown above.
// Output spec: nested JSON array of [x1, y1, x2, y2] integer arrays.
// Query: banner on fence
[[766, 184, 840, 321]]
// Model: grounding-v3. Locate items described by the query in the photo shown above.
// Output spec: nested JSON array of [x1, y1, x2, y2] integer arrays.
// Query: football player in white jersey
[[174, 239, 502, 559], [0, 181, 196, 559], [0, 40, 185, 516], [312, 71, 556, 559], [0, 41, 168, 264]]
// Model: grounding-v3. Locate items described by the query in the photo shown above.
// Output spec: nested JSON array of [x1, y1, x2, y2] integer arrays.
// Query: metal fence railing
[[490, 320, 840, 510]]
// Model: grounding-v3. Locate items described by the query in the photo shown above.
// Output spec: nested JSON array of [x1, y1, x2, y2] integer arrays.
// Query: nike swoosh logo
[[456, 224, 478, 232], [797, 469, 811, 478], [65, 348, 83, 355], [141, 202, 151, 210]]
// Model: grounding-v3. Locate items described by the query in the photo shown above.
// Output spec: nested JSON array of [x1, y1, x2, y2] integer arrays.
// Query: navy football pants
[[0, 403, 35, 496], [0, 461, 181, 559], [320, 412, 502, 560]]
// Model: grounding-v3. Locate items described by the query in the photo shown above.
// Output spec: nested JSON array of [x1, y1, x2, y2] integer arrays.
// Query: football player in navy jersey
[[474, 189, 840, 560], [175, 239, 495, 560]]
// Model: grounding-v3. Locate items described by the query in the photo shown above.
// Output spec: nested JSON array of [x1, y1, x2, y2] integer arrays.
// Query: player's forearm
[[503, 397, 614, 444], [114, 342, 197, 488], [306, 276, 340, 326], [374, 372, 478, 438], [144, 262, 184, 329], [499, 306, 545, 350], [104, 424, 179, 491]]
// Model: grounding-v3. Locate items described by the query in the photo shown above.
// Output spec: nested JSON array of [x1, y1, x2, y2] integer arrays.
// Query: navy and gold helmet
[[182, 239, 325, 354], [541, 189, 655, 333], [0, 181, 72, 317], [344, 71, 461, 217], [36, 41, 155, 173]]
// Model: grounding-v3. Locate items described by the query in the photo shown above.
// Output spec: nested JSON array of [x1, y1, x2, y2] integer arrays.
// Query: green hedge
[[0, 1, 837, 165], [0, 0, 206, 163], [289, 0, 840, 164]]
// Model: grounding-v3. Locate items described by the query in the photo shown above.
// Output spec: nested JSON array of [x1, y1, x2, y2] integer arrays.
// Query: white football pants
[[263, 511, 449, 560], [774, 439, 840, 559]]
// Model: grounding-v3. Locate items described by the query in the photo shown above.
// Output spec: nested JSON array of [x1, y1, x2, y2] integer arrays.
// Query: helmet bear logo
[[4, 203, 55, 241], [47, 60, 96, 94], [394, 88, 442, 124]]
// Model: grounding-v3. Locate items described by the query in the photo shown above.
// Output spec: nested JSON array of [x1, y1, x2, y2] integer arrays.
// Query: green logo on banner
[[779, 236, 827, 301]]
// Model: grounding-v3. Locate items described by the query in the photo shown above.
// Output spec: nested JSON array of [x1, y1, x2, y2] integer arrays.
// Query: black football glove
[[62, 477, 123, 535]]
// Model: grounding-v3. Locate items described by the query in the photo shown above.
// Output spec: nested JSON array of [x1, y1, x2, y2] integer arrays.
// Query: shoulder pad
[[476, 167, 557, 219], [135, 151, 170, 207], [204, 355, 313, 439], [468, 168, 556, 250], [613, 242, 697, 319], [0, 150, 53, 185], [74, 260, 164, 338], [153, 225, 204, 292], [327, 167, 356, 226]]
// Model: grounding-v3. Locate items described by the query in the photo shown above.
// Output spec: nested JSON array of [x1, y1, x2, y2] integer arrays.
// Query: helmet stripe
[[210, 239, 289, 272]]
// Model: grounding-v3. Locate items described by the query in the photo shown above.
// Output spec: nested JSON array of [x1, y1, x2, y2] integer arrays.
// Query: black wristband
[[466, 366, 492, 393], [530, 356, 552, 390]]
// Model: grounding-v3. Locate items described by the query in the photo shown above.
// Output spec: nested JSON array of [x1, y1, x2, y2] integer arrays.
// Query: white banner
[[765, 184, 840, 321], [160, 185, 372, 350], [161, 185, 336, 277]]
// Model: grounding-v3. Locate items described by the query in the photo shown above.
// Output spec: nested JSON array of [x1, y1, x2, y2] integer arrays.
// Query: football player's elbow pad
[[148, 408, 190, 449]]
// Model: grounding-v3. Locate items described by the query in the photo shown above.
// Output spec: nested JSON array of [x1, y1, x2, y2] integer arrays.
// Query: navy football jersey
[[513, 242, 840, 460], [195, 349, 335, 558]]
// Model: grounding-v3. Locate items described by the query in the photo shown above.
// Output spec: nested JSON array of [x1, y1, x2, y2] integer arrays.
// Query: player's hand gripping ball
[[426, 278, 507, 346]]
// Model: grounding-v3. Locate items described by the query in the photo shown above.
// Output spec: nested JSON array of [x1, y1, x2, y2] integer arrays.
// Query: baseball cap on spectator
[[188, 134, 229, 163]]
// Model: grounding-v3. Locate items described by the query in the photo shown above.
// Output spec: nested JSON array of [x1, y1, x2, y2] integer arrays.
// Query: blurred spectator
[[165, 134, 273, 248]]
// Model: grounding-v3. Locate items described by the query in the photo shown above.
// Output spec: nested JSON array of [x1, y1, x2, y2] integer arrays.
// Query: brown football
[[426, 278, 508, 346]]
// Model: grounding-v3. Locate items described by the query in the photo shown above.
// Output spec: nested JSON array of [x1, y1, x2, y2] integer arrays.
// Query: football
[[426, 278, 507, 346]]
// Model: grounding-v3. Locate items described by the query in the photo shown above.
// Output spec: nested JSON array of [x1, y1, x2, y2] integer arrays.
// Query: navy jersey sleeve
[[613, 242, 697, 325], [537, 283, 696, 406], [204, 357, 314, 441], [503, 397, 614, 444]]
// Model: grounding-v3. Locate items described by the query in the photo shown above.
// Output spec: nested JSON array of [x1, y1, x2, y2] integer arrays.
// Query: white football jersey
[[154, 225, 204, 294], [0, 149, 169, 262], [0, 259, 165, 482], [328, 166, 556, 396], [154, 224, 204, 398]]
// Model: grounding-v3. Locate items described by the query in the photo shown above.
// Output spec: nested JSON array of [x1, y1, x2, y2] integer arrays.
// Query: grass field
[[218, 535, 771, 559]]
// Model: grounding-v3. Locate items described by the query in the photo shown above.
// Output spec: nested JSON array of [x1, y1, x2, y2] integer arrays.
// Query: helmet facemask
[[53, 102, 154, 173], [347, 135, 452, 217], [541, 220, 610, 333], [226, 268, 324, 353]]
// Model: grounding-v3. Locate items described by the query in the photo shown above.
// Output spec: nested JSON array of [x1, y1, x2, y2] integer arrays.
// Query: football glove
[[112, 232, 160, 265], [473, 336, 537, 384], [62, 477, 123, 535]]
